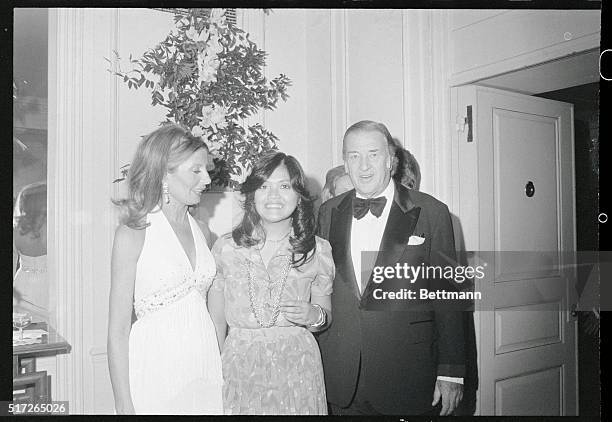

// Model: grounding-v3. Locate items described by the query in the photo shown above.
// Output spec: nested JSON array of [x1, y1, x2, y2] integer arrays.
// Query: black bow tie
[[353, 196, 387, 219]]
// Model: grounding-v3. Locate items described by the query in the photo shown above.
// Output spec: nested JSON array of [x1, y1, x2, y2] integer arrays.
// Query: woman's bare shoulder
[[113, 224, 146, 259]]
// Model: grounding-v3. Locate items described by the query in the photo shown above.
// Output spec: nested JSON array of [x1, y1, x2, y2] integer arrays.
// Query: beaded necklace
[[246, 254, 292, 328]]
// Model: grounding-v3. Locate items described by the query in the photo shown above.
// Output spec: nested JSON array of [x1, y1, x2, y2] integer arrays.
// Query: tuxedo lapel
[[329, 190, 360, 299], [361, 185, 421, 301]]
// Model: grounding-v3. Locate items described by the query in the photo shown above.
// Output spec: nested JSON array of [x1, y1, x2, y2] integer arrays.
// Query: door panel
[[495, 301, 562, 354], [454, 85, 577, 415], [495, 366, 563, 415], [493, 110, 560, 253]]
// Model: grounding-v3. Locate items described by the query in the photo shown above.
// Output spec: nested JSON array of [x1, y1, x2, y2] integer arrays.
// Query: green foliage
[[110, 8, 291, 189]]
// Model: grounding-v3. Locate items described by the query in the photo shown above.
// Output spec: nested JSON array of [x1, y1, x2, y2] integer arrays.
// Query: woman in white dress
[[13, 182, 51, 324], [108, 124, 223, 414]]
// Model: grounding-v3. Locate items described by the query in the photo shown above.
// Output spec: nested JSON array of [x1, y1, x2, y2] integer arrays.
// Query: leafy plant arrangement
[[110, 8, 291, 189]]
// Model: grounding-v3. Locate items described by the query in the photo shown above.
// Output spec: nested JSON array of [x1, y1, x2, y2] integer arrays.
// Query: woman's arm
[[281, 238, 335, 332], [107, 225, 144, 415], [208, 288, 227, 352], [279, 295, 332, 333], [307, 294, 332, 333], [306, 237, 334, 332], [209, 237, 228, 352]]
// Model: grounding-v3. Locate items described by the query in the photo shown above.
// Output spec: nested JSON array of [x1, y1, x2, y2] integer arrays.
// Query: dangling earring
[[162, 182, 170, 204]]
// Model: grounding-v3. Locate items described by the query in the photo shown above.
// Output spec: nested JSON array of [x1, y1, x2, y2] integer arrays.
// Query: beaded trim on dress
[[134, 272, 212, 319]]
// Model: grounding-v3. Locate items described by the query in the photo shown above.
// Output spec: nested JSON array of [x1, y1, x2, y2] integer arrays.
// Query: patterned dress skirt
[[221, 325, 327, 415]]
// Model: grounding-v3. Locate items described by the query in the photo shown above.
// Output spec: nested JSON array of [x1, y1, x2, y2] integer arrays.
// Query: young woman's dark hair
[[233, 151, 316, 268]]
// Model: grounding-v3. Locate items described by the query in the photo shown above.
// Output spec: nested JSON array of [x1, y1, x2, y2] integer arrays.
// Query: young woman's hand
[[279, 300, 319, 326]]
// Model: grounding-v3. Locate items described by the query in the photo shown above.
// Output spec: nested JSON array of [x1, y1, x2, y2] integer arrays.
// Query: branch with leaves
[[108, 8, 291, 189]]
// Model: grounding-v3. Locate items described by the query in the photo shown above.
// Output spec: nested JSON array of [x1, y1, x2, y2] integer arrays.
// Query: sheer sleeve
[[310, 237, 335, 297]]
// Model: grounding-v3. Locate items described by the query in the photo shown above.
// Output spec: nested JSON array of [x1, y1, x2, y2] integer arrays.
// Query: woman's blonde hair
[[113, 124, 208, 229]]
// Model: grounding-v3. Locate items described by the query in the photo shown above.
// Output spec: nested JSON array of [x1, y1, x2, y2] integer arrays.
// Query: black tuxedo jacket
[[316, 182, 465, 414]]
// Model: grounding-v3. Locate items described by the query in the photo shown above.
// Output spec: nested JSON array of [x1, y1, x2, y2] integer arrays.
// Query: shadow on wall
[[451, 213, 478, 416], [193, 190, 237, 247], [306, 175, 324, 215], [392, 137, 421, 191]]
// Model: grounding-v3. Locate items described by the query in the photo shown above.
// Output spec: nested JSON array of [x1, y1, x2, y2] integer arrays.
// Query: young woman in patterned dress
[[209, 151, 334, 415]]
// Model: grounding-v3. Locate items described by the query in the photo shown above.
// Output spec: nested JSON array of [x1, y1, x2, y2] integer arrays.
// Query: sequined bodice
[[133, 210, 216, 319]]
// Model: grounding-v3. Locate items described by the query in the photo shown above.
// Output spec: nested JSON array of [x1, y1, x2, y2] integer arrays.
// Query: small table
[[12, 323, 71, 402]]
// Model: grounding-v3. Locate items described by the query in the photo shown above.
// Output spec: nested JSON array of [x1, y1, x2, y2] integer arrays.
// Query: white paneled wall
[[264, 10, 309, 164], [346, 10, 405, 140], [242, 9, 453, 202], [115, 9, 177, 175]]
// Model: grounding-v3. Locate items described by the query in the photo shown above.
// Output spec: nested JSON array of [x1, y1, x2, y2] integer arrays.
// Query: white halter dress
[[128, 210, 222, 414]]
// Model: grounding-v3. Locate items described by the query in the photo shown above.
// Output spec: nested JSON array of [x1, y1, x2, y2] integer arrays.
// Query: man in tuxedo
[[317, 120, 465, 415]]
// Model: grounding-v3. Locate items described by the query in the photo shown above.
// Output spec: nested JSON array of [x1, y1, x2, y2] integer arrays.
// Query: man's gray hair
[[342, 120, 397, 157]]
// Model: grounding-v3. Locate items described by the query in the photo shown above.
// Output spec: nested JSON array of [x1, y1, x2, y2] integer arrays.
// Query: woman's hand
[[279, 300, 319, 326]]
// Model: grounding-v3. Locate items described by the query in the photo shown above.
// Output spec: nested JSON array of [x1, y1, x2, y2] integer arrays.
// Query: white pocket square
[[408, 235, 425, 245]]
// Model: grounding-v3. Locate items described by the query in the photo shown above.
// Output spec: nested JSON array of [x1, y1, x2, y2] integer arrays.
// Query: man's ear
[[388, 154, 394, 172]]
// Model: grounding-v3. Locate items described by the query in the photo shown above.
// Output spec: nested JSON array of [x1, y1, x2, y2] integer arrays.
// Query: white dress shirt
[[349, 179, 463, 385], [350, 179, 395, 293]]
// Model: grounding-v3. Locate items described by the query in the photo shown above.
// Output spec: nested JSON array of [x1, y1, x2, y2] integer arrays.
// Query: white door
[[452, 85, 578, 416]]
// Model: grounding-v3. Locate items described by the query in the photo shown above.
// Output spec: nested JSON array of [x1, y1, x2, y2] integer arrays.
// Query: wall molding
[[111, 9, 120, 206], [400, 10, 412, 157], [400, 11, 441, 199], [89, 8, 121, 414], [330, 10, 348, 166], [48, 7, 86, 413], [48, 8, 121, 414], [449, 33, 600, 87], [431, 11, 453, 207]]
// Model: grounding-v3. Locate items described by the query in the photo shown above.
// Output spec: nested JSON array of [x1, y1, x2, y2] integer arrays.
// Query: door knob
[[525, 181, 535, 197]]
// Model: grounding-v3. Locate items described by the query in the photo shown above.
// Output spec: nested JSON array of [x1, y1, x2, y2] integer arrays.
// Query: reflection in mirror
[[13, 183, 49, 323], [13, 8, 50, 326]]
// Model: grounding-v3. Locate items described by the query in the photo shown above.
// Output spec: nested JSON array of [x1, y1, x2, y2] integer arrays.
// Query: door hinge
[[455, 105, 473, 143]]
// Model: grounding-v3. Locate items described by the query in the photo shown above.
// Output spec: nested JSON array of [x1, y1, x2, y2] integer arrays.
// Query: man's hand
[[432, 379, 463, 416]]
